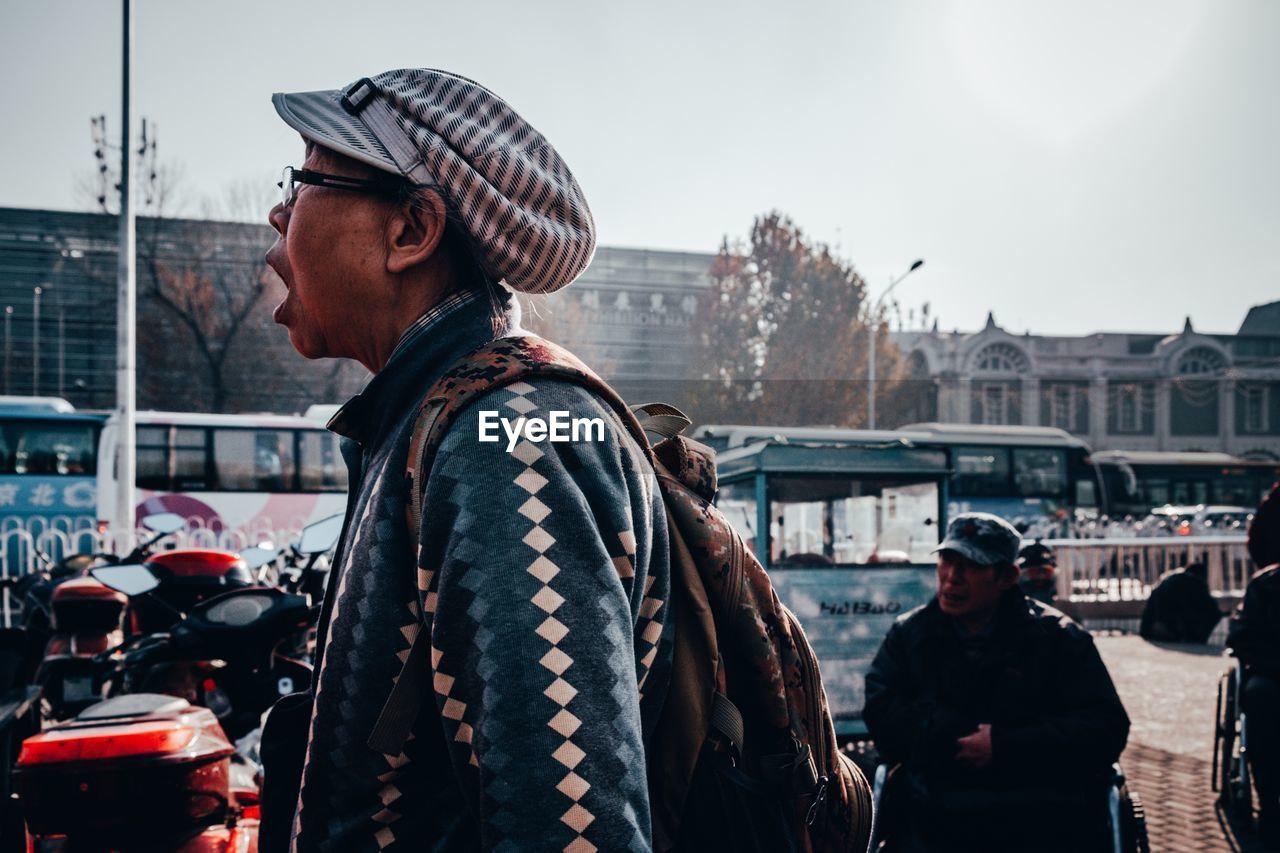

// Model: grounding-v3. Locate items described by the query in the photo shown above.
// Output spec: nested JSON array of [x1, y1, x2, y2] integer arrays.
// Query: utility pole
[[32, 287, 42, 395], [115, 0, 137, 544], [58, 306, 66, 398], [3, 306, 11, 393]]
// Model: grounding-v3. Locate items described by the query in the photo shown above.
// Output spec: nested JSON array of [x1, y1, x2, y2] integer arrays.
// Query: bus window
[[1141, 479, 1170, 507], [1011, 448, 1066, 497], [1171, 480, 1208, 506], [768, 476, 939, 566], [136, 426, 169, 490], [1218, 474, 1254, 507], [953, 446, 1009, 497], [300, 431, 349, 492], [174, 428, 210, 491], [1068, 450, 1099, 510], [214, 429, 297, 491], [13, 423, 97, 475]]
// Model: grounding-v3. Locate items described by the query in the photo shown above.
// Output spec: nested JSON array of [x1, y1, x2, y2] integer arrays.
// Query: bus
[[898, 423, 1101, 531], [696, 423, 1102, 533], [712, 432, 949, 737], [0, 397, 105, 573], [96, 411, 349, 544], [1091, 450, 1280, 518]]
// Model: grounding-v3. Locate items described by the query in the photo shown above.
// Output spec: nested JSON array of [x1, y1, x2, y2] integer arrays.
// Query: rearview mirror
[[298, 514, 343, 556], [91, 564, 160, 597], [240, 545, 279, 572], [141, 512, 186, 535]]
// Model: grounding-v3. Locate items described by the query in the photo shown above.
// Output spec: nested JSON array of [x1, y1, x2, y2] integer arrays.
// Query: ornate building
[[893, 304, 1280, 458]]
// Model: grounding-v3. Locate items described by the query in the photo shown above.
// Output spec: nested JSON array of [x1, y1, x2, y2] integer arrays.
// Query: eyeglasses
[[277, 166, 408, 208]]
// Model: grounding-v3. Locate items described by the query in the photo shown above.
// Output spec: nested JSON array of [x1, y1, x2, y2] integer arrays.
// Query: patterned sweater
[[291, 293, 673, 852]]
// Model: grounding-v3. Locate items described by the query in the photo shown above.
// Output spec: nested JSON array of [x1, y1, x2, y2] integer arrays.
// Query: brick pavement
[[1096, 636, 1267, 853]]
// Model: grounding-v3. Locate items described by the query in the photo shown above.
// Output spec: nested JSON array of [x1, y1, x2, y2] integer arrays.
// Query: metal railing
[[1045, 535, 1252, 603], [1, 513, 313, 628], [0, 514, 311, 578]]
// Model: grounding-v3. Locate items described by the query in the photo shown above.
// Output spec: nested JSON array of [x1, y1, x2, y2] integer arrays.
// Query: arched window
[[907, 350, 930, 378], [903, 351, 937, 422], [971, 343, 1029, 374], [1171, 347, 1225, 437], [1175, 347, 1226, 375]]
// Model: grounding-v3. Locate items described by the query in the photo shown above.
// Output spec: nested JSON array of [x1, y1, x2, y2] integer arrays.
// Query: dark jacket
[[1139, 568, 1222, 643], [1230, 480, 1280, 676], [288, 292, 672, 852], [1228, 565, 1280, 677], [863, 590, 1129, 847]]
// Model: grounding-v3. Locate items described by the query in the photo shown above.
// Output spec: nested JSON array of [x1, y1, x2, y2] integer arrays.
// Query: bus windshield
[[0, 419, 98, 476], [719, 475, 940, 566]]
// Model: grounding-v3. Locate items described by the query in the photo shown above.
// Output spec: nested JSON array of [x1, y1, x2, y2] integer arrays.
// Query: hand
[[955, 724, 993, 769]]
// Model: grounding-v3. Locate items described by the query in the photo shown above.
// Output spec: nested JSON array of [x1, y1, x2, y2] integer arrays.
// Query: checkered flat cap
[[273, 68, 595, 294]]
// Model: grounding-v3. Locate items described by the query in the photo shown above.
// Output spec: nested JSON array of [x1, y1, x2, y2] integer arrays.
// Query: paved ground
[[1096, 635, 1267, 852]]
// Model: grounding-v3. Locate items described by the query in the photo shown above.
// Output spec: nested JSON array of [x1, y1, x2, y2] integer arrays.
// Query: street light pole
[[115, 0, 138, 545], [58, 306, 66, 398], [867, 259, 924, 430], [32, 286, 42, 395], [3, 306, 11, 393]]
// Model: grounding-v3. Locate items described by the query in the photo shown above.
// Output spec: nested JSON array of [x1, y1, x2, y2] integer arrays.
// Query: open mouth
[[266, 255, 292, 325]]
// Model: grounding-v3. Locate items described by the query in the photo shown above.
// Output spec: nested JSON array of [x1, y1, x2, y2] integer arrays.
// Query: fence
[[0, 514, 313, 626], [1045, 535, 1252, 637]]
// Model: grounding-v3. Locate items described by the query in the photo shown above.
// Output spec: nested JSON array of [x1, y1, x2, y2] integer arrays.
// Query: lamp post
[[115, 0, 138, 545], [3, 306, 11, 393], [867, 259, 924, 430], [32, 286, 42, 395]]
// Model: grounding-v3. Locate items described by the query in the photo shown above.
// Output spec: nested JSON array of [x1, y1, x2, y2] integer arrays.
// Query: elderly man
[[864, 512, 1130, 852], [259, 69, 670, 852]]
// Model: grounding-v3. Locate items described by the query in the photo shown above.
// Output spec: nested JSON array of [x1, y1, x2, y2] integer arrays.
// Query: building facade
[[6, 204, 1274, 454], [893, 305, 1280, 459], [0, 206, 714, 413]]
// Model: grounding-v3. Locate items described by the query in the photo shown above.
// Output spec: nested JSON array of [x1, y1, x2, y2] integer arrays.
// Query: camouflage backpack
[[367, 335, 873, 853]]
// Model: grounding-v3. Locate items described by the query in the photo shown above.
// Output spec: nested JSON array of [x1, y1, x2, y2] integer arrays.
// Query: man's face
[[936, 550, 1014, 624], [266, 145, 391, 360]]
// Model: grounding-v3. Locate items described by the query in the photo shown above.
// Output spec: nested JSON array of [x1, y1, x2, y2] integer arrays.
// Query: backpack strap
[[368, 334, 660, 756]]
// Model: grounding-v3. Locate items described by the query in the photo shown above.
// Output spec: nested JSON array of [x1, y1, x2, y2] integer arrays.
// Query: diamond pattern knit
[[290, 294, 671, 852]]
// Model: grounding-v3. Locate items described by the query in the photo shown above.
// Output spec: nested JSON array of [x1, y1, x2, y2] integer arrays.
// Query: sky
[[2, 0, 1277, 337]]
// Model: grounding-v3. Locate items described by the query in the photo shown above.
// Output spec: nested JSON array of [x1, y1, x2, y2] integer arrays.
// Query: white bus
[[96, 411, 348, 543]]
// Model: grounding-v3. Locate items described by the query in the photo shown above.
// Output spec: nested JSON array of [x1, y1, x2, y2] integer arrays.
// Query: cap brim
[[272, 90, 401, 177], [931, 540, 1001, 566]]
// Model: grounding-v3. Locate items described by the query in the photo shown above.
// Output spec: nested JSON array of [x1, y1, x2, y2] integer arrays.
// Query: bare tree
[[690, 211, 907, 428], [135, 217, 267, 412]]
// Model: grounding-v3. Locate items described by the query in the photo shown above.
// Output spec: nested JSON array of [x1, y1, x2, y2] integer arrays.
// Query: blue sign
[[0, 475, 97, 516]]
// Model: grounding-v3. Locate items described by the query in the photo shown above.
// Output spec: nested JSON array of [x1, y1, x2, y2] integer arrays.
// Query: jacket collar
[[328, 288, 519, 448], [922, 588, 1037, 639]]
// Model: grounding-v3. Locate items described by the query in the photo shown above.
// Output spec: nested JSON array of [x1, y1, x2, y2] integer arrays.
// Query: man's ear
[[996, 564, 1019, 590], [386, 189, 447, 274]]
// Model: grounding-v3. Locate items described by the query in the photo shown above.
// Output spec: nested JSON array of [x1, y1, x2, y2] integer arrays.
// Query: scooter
[[14, 564, 317, 852], [239, 513, 343, 665], [20, 513, 188, 720]]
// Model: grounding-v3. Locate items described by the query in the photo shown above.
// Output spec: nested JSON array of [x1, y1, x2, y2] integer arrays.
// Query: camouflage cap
[[933, 512, 1022, 567]]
